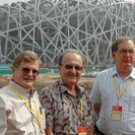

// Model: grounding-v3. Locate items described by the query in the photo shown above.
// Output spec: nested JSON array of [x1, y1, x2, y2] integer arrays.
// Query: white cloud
[[0, 0, 30, 6]]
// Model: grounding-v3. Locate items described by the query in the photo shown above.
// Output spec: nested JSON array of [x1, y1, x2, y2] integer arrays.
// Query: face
[[58, 53, 83, 87], [11, 60, 40, 90], [112, 40, 135, 70]]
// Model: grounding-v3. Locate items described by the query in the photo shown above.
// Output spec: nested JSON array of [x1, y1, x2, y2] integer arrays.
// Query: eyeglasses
[[21, 67, 40, 75], [64, 64, 83, 71]]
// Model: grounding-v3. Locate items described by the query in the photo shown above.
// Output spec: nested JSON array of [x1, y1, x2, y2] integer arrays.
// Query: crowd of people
[[0, 36, 135, 135]]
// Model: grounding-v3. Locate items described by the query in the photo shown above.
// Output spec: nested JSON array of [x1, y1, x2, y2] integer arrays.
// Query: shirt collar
[[9, 80, 35, 98], [112, 67, 135, 80]]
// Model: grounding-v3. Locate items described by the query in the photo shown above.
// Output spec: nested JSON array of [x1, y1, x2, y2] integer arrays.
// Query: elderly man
[[90, 37, 135, 135], [40, 49, 95, 135], [0, 51, 45, 134]]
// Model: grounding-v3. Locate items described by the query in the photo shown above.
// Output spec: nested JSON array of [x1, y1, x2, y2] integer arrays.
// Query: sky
[[0, 0, 135, 6], [0, 0, 30, 6]]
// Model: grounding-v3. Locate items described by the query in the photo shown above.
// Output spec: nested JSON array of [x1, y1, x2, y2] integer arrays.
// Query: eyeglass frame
[[20, 67, 40, 75], [63, 64, 83, 71]]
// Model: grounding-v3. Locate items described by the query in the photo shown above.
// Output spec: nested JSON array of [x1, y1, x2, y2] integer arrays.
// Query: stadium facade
[[0, 0, 135, 67]]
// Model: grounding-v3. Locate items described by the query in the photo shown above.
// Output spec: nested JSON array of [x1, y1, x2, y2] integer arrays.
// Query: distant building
[[0, 0, 135, 67]]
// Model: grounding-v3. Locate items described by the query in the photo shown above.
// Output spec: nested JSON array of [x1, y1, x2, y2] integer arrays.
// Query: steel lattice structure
[[0, 0, 135, 67]]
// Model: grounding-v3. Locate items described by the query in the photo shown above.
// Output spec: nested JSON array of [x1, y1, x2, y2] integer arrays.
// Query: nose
[[126, 51, 130, 57], [70, 67, 76, 74], [27, 70, 33, 76]]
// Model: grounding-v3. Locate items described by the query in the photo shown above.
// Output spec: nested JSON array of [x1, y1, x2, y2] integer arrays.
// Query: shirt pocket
[[130, 95, 135, 112]]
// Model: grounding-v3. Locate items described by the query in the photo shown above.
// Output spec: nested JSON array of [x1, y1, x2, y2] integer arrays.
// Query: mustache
[[68, 72, 77, 76]]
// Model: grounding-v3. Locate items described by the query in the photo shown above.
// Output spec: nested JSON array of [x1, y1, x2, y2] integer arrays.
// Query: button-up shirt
[[0, 80, 45, 135], [40, 79, 95, 135], [90, 67, 135, 135]]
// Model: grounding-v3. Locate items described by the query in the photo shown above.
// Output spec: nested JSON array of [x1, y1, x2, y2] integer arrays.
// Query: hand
[[45, 125, 54, 135]]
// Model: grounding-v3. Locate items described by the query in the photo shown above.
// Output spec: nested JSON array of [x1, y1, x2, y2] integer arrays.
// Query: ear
[[112, 51, 116, 60], [58, 65, 62, 75], [58, 65, 61, 70], [11, 66, 16, 74]]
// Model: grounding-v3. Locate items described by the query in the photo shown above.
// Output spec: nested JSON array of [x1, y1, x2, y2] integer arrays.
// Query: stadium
[[0, 0, 135, 67]]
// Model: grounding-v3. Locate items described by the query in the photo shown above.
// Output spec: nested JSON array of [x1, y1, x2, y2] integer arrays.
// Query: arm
[[83, 91, 95, 135], [88, 126, 95, 135], [45, 124, 54, 135], [0, 97, 7, 134], [93, 103, 101, 117], [39, 87, 55, 135]]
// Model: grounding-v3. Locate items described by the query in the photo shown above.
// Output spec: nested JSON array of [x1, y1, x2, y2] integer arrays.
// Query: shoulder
[[96, 68, 114, 79], [39, 80, 63, 104], [0, 85, 11, 97], [39, 80, 60, 98], [91, 68, 114, 93], [0, 85, 13, 108]]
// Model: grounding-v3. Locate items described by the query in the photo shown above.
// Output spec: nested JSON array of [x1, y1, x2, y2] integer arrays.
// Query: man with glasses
[[90, 37, 135, 135], [40, 49, 95, 135], [0, 51, 45, 134]]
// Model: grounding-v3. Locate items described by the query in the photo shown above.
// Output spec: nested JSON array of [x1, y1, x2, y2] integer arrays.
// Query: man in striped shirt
[[90, 36, 135, 135]]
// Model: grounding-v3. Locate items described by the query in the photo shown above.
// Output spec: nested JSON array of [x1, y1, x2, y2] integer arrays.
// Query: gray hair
[[58, 49, 85, 66], [13, 51, 41, 68], [111, 36, 135, 52]]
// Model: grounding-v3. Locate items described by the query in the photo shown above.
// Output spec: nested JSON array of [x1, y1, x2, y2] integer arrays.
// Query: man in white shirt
[[90, 36, 135, 135], [0, 51, 45, 135]]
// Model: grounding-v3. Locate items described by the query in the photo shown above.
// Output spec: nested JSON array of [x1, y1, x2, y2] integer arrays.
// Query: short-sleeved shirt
[[0, 80, 45, 135], [40, 79, 95, 135], [90, 67, 135, 135]]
